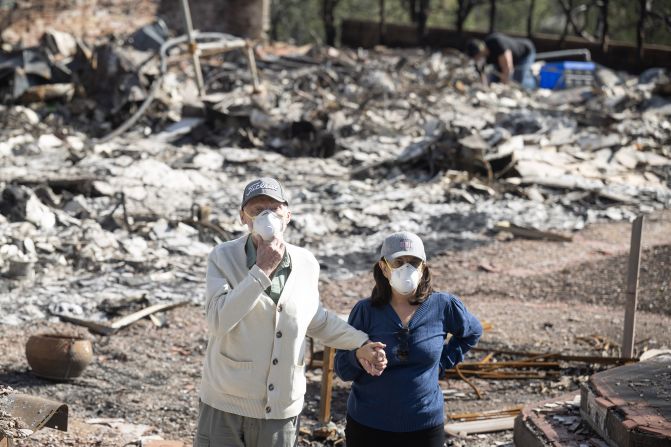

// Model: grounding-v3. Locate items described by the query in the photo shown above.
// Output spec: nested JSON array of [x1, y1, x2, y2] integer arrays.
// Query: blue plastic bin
[[539, 61, 596, 90]]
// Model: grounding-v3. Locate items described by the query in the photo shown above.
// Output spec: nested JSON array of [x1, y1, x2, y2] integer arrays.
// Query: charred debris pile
[[1, 24, 670, 325]]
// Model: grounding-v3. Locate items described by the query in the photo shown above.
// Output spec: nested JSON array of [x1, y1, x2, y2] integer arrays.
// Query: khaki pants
[[194, 401, 299, 447]]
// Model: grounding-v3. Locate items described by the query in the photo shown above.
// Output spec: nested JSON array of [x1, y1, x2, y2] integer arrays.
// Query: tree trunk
[[408, 0, 429, 42], [600, 0, 609, 52], [558, 0, 573, 47], [408, 0, 418, 22], [456, 0, 475, 36], [219, 0, 269, 40], [637, 0, 648, 60], [379, 0, 386, 45], [417, 0, 429, 40], [322, 0, 339, 46], [456, 0, 466, 35], [489, 0, 496, 33], [527, 0, 535, 37]]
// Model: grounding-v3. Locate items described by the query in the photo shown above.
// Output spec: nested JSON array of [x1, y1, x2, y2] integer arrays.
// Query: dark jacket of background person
[[484, 32, 535, 73]]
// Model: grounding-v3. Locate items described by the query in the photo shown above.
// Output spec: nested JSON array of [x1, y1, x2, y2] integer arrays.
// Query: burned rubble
[[1, 27, 670, 327], [0, 22, 671, 446]]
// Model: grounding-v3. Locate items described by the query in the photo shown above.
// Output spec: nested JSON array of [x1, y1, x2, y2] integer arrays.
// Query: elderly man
[[195, 177, 387, 447], [466, 32, 536, 89]]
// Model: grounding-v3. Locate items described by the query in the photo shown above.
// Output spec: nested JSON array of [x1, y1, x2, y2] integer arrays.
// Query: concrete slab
[[513, 392, 609, 447], [581, 354, 671, 447]]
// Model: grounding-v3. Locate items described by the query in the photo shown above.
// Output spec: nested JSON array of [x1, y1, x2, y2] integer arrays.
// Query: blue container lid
[[541, 61, 596, 72]]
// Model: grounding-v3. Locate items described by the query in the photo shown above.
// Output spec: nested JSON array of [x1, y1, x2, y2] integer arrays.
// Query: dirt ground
[[1, 210, 669, 446]]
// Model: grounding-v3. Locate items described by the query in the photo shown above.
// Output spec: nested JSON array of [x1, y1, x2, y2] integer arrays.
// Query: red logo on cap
[[400, 239, 412, 250]]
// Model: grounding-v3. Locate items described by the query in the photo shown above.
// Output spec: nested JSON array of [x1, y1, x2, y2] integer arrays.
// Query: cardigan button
[[277, 304, 283, 312], [272, 358, 278, 365], [266, 406, 271, 413], [276, 331, 282, 338], [268, 384, 274, 391]]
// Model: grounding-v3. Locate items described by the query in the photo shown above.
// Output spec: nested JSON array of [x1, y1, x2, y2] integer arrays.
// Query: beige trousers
[[194, 401, 299, 447]]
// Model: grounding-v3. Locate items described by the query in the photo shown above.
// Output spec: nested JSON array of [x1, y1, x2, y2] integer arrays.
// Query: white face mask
[[253, 210, 284, 241], [389, 263, 422, 295]]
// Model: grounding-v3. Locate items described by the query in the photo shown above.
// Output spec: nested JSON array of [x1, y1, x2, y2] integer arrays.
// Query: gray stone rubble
[[1, 36, 670, 327]]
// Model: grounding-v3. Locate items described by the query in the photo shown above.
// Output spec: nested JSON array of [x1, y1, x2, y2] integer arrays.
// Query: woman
[[334, 231, 483, 447]]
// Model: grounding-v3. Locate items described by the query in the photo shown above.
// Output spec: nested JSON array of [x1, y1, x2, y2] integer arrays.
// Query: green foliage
[[269, 0, 671, 46]]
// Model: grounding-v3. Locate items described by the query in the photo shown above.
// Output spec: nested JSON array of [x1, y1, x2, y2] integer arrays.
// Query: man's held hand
[[356, 341, 387, 376]]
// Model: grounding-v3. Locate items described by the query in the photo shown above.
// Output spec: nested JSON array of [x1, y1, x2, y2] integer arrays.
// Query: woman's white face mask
[[253, 210, 285, 241], [388, 263, 422, 295]]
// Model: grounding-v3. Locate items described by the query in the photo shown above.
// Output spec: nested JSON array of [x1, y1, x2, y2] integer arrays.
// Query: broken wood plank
[[445, 416, 516, 436], [449, 405, 523, 421], [51, 314, 117, 335], [455, 361, 561, 370], [445, 370, 560, 380], [622, 215, 643, 358], [53, 301, 190, 335], [495, 221, 573, 242], [318, 346, 336, 423], [471, 347, 638, 365]]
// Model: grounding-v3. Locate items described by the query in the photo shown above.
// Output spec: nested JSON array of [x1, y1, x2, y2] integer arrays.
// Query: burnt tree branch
[[527, 0, 536, 37], [489, 0, 496, 33], [322, 0, 340, 46]]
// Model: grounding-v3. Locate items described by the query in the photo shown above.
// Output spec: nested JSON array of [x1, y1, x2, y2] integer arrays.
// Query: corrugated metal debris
[[0, 385, 68, 445]]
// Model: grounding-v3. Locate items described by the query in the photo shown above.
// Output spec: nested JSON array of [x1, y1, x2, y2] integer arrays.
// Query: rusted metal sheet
[[581, 354, 671, 446], [0, 394, 68, 433]]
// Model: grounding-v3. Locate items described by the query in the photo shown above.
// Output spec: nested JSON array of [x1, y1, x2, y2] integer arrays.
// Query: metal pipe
[[197, 40, 247, 52], [95, 32, 243, 144], [245, 42, 261, 92], [180, 0, 205, 96], [535, 48, 592, 61], [94, 35, 186, 144]]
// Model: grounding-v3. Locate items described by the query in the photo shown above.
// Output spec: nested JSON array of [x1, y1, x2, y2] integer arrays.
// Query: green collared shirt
[[245, 235, 292, 304]]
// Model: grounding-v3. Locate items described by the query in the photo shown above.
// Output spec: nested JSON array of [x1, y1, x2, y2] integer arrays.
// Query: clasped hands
[[355, 341, 387, 376]]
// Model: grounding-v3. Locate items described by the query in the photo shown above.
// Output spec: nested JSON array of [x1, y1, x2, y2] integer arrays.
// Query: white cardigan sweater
[[199, 235, 368, 419]]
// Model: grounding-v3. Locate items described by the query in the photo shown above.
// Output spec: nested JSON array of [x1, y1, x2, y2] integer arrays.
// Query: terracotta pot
[[25, 334, 93, 380]]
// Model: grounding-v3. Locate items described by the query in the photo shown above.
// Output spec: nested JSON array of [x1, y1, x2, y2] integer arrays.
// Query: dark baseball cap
[[465, 38, 485, 58], [380, 231, 426, 261], [240, 177, 289, 209]]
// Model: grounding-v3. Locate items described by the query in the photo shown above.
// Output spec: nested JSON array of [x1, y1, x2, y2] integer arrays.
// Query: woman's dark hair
[[370, 259, 434, 307]]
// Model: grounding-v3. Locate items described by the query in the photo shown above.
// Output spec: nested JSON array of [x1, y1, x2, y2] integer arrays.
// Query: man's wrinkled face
[[240, 196, 291, 231]]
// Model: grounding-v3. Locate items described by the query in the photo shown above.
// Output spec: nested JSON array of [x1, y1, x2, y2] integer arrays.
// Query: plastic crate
[[539, 61, 595, 90]]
